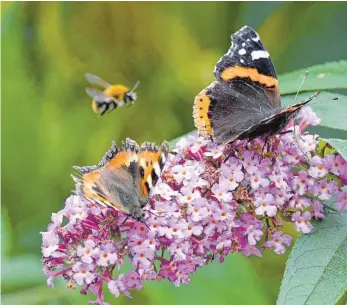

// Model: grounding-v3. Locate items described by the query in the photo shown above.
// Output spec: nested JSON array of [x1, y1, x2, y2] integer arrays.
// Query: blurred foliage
[[2, 2, 347, 305]]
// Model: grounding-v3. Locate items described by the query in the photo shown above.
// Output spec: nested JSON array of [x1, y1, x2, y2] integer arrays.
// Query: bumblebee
[[85, 73, 140, 116]]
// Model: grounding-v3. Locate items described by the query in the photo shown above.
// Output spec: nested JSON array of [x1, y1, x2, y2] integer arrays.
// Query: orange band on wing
[[193, 92, 214, 136], [105, 151, 137, 169], [82, 170, 101, 201], [138, 150, 162, 196], [221, 66, 278, 89]]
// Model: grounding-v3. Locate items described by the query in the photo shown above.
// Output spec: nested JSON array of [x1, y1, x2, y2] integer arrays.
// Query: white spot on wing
[[147, 175, 153, 189], [154, 163, 161, 176], [252, 35, 260, 42], [251, 50, 269, 60], [238, 48, 246, 55], [242, 42, 246, 47], [139, 158, 146, 168], [161, 155, 166, 164], [240, 59, 244, 63]]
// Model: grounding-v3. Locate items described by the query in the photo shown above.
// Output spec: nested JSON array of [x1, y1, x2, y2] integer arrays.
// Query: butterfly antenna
[[295, 70, 309, 101], [310, 95, 339, 106]]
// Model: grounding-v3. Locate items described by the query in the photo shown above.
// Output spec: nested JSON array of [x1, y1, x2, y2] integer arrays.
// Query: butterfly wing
[[73, 138, 140, 211], [73, 138, 169, 214], [90, 166, 143, 214], [193, 26, 282, 144], [228, 92, 320, 143], [214, 25, 280, 106], [138, 141, 169, 198]]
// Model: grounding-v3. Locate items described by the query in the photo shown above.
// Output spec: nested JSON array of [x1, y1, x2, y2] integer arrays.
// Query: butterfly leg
[[261, 137, 269, 155], [279, 130, 293, 135], [119, 216, 129, 227]]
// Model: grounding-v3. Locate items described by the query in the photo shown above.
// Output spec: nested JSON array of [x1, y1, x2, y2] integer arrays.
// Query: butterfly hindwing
[[93, 165, 145, 220], [194, 80, 282, 144]]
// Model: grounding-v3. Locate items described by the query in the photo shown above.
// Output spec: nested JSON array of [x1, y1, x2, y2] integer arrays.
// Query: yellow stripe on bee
[[92, 100, 99, 113], [193, 92, 213, 136], [221, 66, 278, 90], [104, 85, 128, 100]]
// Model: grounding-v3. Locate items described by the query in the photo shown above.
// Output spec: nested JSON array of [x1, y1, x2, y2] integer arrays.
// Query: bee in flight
[[85, 73, 140, 116]]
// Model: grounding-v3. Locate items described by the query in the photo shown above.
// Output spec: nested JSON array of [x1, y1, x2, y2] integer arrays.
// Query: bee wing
[[86, 88, 113, 102], [85, 73, 111, 89]]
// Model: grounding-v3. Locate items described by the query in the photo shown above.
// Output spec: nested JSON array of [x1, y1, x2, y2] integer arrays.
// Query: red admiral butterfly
[[193, 25, 319, 144]]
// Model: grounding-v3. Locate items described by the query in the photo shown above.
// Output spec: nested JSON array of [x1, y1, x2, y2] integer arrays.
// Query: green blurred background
[[2, 2, 347, 305]]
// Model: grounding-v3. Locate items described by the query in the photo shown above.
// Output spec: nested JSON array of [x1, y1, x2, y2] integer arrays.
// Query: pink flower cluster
[[41, 107, 347, 304]]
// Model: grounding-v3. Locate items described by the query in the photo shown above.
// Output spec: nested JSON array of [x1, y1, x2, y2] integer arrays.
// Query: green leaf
[[169, 130, 196, 150], [282, 91, 347, 133], [279, 61, 347, 95], [320, 138, 347, 161], [277, 211, 347, 305]]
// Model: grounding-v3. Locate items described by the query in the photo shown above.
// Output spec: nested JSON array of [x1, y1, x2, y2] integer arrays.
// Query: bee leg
[[100, 103, 110, 116], [111, 101, 118, 110]]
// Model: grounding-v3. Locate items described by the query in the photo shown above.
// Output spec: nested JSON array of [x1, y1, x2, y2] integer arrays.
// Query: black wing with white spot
[[214, 26, 278, 81]]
